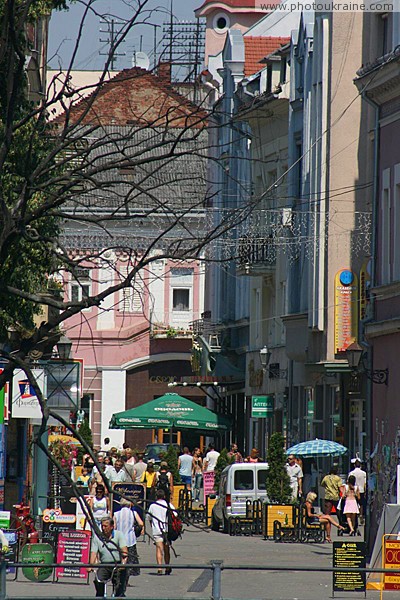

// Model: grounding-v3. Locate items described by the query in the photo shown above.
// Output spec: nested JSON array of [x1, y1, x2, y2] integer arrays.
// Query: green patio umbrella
[[109, 393, 231, 432]]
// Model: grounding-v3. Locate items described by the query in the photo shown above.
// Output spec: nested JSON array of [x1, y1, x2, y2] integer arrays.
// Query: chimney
[[158, 61, 172, 82]]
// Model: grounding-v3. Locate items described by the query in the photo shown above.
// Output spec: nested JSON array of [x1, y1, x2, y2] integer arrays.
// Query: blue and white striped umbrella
[[286, 439, 348, 458]]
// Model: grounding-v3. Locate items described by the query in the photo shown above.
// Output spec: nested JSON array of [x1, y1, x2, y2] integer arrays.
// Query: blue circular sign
[[339, 270, 354, 286]]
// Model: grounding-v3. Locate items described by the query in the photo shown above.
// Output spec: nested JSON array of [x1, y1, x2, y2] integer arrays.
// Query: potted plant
[[263, 432, 296, 538]]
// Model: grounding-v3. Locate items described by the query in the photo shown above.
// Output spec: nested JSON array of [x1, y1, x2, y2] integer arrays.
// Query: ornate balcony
[[237, 236, 276, 275]]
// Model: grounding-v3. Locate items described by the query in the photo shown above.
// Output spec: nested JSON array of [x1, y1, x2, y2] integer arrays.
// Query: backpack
[[167, 510, 183, 543], [157, 471, 170, 496]]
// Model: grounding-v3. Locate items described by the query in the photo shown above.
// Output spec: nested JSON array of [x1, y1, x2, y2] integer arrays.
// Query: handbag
[[133, 513, 142, 538]]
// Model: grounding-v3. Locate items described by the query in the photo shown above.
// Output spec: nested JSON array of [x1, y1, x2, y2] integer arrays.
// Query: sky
[[48, 0, 200, 71]]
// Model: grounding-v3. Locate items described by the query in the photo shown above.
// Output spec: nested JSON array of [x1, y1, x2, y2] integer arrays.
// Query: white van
[[211, 462, 269, 532]]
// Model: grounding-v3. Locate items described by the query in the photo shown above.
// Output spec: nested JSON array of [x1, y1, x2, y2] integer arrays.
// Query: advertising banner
[[333, 541, 366, 594], [383, 539, 400, 590], [55, 530, 91, 580], [11, 369, 46, 419], [21, 543, 54, 582], [334, 269, 358, 356]]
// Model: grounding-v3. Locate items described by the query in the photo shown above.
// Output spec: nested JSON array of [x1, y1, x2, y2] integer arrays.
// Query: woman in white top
[[91, 484, 110, 527]]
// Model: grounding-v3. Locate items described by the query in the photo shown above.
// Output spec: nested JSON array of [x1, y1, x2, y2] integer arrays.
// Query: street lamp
[[57, 335, 72, 361], [345, 342, 389, 385], [259, 346, 287, 379]]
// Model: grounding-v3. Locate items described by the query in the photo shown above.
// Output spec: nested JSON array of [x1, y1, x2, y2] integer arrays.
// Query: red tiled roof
[[55, 67, 206, 128], [244, 36, 290, 77]]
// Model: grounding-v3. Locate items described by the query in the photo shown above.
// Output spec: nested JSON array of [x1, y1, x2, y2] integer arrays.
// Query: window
[[173, 288, 189, 311], [280, 56, 287, 84], [70, 269, 91, 303], [213, 12, 230, 33], [119, 267, 144, 313], [234, 470, 254, 491], [257, 469, 269, 491]]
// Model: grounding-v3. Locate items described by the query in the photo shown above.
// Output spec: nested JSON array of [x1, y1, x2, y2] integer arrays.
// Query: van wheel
[[211, 514, 220, 531]]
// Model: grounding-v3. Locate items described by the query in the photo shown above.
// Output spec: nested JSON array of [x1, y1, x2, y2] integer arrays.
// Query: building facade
[[354, 11, 400, 532]]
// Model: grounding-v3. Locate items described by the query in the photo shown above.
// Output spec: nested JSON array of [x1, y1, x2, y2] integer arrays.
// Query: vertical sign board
[[251, 396, 274, 418], [383, 539, 400, 590], [55, 530, 91, 580], [334, 269, 359, 357], [3, 531, 18, 576], [203, 471, 215, 504], [333, 541, 366, 596]]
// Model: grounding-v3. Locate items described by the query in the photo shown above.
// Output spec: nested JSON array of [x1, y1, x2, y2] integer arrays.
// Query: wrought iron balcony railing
[[237, 236, 276, 275]]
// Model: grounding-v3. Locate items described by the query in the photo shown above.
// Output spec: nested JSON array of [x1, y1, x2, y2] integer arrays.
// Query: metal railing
[[0, 559, 398, 600]]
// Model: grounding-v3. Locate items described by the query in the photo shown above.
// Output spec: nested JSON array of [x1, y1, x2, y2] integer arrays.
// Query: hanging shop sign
[[334, 269, 358, 357], [251, 395, 273, 418]]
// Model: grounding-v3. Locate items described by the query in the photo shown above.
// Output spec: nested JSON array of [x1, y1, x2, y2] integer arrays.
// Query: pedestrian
[[90, 453, 112, 493], [114, 498, 144, 584], [147, 489, 175, 575], [107, 458, 128, 485], [285, 454, 303, 501], [133, 453, 147, 483], [342, 474, 360, 535], [76, 467, 90, 490], [348, 457, 367, 524], [203, 444, 220, 472], [90, 484, 110, 528], [305, 492, 345, 542], [192, 448, 203, 501], [228, 443, 244, 463], [87, 516, 128, 597], [178, 447, 193, 489], [102, 437, 111, 453], [140, 460, 157, 504], [321, 466, 343, 515], [124, 448, 136, 465], [245, 448, 262, 463], [155, 461, 174, 502]]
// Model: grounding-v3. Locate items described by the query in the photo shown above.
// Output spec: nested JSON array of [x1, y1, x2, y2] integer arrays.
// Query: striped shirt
[[114, 507, 137, 547]]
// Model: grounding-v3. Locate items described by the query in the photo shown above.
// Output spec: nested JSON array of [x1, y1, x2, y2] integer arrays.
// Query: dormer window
[[213, 12, 230, 34]]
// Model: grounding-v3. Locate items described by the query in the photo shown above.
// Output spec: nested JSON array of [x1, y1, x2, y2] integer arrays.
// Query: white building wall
[[101, 370, 126, 448]]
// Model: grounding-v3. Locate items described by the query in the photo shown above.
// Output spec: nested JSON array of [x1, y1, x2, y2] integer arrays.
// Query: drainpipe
[[360, 91, 379, 551]]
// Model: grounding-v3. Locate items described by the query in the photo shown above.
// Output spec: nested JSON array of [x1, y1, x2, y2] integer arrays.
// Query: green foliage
[[0, 0, 68, 340], [0, 119, 61, 339], [163, 445, 181, 484], [265, 432, 293, 504], [77, 419, 93, 464], [214, 448, 234, 491]]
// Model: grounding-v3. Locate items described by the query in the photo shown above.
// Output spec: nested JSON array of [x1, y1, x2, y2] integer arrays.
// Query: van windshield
[[234, 470, 254, 491], [257, 469, 268, 490]]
